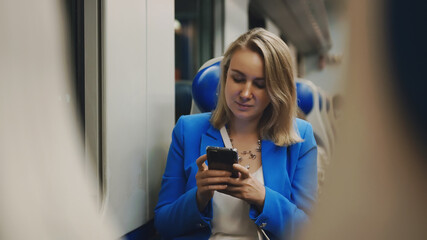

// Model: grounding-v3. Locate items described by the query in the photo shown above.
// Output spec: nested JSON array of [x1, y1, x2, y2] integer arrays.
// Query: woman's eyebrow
[[229, 69, 245, 76], [230, 69, 264, 80]]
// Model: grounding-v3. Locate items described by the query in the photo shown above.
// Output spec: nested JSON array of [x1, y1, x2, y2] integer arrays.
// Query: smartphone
[[206, 146, 239, 178]]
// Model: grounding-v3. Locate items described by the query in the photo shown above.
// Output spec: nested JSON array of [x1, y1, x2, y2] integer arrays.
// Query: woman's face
[[225, 48, 271, 123]]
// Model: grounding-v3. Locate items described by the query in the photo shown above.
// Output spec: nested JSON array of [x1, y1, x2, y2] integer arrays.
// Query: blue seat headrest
[[296, 82, 314, 115], [192, 61, 221, 112]]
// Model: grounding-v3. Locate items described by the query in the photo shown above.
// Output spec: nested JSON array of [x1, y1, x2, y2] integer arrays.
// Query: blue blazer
[[154, 113, 317, 240]]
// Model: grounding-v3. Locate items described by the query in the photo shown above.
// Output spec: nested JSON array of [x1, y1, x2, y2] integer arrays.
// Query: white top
[[209, 167, 264, 240]]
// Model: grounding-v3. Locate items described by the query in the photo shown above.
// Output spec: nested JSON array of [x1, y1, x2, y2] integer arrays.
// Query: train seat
[[191, 57, 223, 114], [318, 88, 335, 153], [296, 78, 331, 158], [327, 94, 338, 137]]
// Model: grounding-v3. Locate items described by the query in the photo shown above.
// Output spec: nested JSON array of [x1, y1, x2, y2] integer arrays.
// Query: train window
[[175, 0, 215, 121]]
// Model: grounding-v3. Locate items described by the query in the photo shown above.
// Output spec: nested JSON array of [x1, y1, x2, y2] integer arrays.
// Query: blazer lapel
[[262, 140, 288, 194], [200, 125, 224, 156]]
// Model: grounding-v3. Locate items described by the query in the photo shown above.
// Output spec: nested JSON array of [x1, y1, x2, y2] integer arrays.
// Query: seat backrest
[[326, 94, 337, 138], [318, 88, 335, 153], [191, 57, 223, 114], [296, 78, 331, 158]]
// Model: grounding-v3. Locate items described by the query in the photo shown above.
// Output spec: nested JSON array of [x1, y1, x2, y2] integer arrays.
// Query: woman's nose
[[240, 83, 253, 99]]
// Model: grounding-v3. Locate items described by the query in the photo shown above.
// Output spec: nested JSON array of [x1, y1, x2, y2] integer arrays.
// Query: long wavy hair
[[210, 28, 302, 146]]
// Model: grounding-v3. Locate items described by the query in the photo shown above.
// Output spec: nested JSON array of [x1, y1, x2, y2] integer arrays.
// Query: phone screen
[[206, 146, 239, 178]]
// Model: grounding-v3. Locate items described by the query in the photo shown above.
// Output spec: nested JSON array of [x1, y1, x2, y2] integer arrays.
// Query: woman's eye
[[254, 81, 266, 89], [232, 76, 245, 82]]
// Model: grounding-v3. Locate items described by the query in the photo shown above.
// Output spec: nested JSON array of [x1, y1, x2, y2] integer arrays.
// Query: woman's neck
[[228, 116, 260, 137]]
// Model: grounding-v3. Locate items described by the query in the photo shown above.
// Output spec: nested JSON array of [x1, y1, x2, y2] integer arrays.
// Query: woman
[[155, 28, 317, 240]]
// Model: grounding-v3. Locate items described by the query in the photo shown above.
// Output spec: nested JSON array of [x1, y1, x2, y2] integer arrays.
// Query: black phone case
[[206, 146, 239, 178]]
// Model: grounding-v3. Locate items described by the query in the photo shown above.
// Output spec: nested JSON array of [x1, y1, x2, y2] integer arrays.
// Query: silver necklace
[[230, 138, 261, 169]]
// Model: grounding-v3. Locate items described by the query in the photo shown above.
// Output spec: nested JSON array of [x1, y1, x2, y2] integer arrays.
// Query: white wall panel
[[224, 0, 249, 49], [146, 0, 175, 220], [0, 1, 118, 239], [84, 0, 101, 203], [102, 0, 174, 236]]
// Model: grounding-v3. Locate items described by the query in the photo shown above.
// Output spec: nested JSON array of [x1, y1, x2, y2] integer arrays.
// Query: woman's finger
[[200, 184, 228, 191], [218, 189, 241, 198], [202, 170, 232, 177], [233, 163, 251, 179], [198, 176, 232, 187], [224, 177, 243, 186], [196, 154, 207, 171], [221, 185, 241, 192]]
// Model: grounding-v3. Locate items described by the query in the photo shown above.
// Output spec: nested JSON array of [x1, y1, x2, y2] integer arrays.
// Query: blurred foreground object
[[300, 0, 427, 239], [0, 1, 117, 239]]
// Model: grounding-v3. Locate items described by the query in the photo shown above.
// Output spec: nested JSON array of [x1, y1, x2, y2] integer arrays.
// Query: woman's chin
[[231, 111, 260, 122]]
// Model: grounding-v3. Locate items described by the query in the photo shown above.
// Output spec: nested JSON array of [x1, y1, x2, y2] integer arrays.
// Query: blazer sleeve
[[154, 117, 212, 239], [250, 122, 318, 239]]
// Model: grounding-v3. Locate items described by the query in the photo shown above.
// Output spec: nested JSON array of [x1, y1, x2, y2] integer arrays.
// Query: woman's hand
[[195, 154, 232, 212], [220, 164, 266, 212]]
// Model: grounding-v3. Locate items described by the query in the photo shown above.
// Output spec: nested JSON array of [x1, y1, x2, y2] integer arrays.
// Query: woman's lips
[[235, 101, 253, 110]]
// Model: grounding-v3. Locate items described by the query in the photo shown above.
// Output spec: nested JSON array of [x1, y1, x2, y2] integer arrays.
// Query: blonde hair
[[211, 28, 302, 146]]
